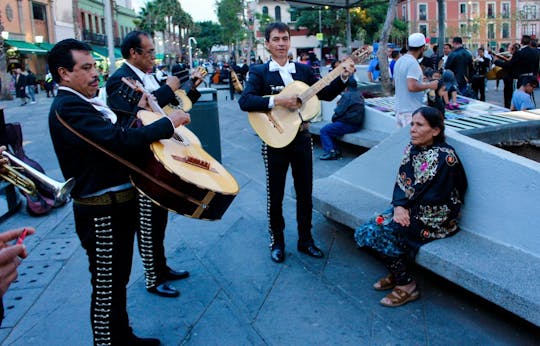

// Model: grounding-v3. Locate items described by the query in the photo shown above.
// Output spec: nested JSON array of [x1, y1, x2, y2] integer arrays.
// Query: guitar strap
[[55, 112, 204, 207]]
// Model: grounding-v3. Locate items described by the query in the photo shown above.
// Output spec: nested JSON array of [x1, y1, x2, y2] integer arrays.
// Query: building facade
[[250, 0, 322, 62], [396, 0, 540, 51]]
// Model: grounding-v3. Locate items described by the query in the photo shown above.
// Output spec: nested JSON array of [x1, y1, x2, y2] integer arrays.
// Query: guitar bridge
[[265, 112, 284, 133], [172, 154, 216, 172]]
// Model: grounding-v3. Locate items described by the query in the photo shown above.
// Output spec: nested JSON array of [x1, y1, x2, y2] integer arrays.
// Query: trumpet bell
[[1, 151, 75, 207], [50, 177, 75, 207]]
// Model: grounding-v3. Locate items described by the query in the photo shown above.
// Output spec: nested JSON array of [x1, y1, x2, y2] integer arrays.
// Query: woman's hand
[[393, 206, 410, 227]]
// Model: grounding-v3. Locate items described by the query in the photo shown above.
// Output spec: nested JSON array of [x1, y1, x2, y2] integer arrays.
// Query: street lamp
[[188, 37, 197, 71], [35, 35, 43, 44], [1, 31, 8, 40]]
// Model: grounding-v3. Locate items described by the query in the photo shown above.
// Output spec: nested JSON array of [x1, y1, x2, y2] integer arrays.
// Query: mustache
[[90, 77, 99, 84]]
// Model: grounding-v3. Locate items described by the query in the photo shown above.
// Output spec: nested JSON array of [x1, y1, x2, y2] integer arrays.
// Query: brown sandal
[[373, 274, 395, 291], [379, 287, 420, 307]]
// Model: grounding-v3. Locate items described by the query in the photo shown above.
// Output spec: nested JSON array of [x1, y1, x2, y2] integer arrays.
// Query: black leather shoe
[[164, 267, 190, 281], [147, 283, 180, 298], [297, 242, 324, 258], [127, 334, 161, 346], [270, 246, 285, 263]]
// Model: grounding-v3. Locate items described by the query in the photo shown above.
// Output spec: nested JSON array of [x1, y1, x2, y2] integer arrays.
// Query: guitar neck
[[298, 64, 346, 104]]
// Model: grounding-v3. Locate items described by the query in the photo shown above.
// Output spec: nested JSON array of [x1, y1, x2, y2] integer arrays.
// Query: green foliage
[[135, 0, 193, 37], [216, 0, 244, 44], [195, 21, 224, 55]]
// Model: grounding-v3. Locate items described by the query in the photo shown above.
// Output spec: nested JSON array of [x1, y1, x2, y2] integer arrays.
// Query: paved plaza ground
[[0, 80, 538, 345]]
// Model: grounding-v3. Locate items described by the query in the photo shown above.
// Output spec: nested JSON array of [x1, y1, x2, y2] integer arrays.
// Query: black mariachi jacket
[[238, 61, 347, 112], [48, 89, 174, 198]]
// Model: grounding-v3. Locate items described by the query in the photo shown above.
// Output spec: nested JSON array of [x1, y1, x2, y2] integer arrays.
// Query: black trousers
[[472, 76, 486, 101], [503, 75, 514, 109], [262, 129, 313, 248], [73, 197, 137, 346], [135, 194, 169, 288]]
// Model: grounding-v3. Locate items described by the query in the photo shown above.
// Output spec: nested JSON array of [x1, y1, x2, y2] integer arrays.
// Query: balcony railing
[[82, 30, 107, 45], [82, 30, 122, 47]]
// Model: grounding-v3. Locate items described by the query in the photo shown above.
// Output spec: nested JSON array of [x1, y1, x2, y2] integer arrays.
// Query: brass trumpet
[[0, 151, 75, 206]]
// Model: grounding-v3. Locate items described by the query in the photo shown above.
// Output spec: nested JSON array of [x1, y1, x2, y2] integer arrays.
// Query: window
[[459, 3, 466, 14], [32, 3, 46, 20], [502, 22, 510, 38], [290, 8, 298, 22], [531, 24, 537, 36], [487, 23, 495, 39], [87, 13, 92, 32], [81, 12, 86, 31], [460, 23, 468, 35], [502, 3, 510, 19], [402, 4, 407, 20], [262, 6, 268, 16], [95, 16, 100, 33], [525, 5, 538, 20], [419, 4, 427, 21], [487, 3, 496, 19], [471, 3, 479, 17], [419, 24, 427, 36], [275, 6, 281, 22], [522, 23, 529, 34]]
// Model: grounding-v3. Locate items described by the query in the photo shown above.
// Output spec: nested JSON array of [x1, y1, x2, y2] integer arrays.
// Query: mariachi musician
[[48, 38, 190, 345], [238, 22, 355, 263], [494, 35, 540, 102], [493, 43, 519, 109], [106, 31, 201, 298]]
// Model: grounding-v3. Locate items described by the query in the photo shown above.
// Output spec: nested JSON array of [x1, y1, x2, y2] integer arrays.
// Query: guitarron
[[248, 48, 369, 148], [120, 77, 239, 220]]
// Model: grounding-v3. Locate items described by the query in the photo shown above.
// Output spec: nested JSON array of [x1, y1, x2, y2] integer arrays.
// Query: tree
[[216, 0, 243, 48], [194, 21, 224, 56], [0, 10, 12, 100], [377, 0, 399, 96]]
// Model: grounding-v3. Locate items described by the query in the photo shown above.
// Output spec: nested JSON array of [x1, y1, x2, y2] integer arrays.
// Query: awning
[[5, 40, 48, 55], [90, 45, 122, 59], [37, 42, 56, 51]]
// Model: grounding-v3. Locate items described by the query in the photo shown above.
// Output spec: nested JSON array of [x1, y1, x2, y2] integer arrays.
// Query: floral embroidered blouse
[[392, 141, 468, 239]]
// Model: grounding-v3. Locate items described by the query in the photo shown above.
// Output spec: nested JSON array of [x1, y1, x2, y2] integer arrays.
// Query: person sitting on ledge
[[510, 75, 538, 111], [319, 77, 365, 160], [354, 106, 468, 307]]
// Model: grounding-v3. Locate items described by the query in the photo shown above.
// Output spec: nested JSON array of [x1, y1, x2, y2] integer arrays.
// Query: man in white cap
[[392, 32, 438, 127]]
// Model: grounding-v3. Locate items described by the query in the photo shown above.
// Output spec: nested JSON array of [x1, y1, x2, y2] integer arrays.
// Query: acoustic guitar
[[120, 77, 239, 220], [163, 66, 208, 114], [248, 47, 369, 148], [230, 68, 244, 94]]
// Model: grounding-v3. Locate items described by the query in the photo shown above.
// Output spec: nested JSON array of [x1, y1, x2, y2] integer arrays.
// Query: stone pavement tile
[[127, 248, 223, 344], [253, 256, 371, 345], [180, 290, 266, 345], [200, 216, 282, 319], [370, 308, 427, 345], [1, 288, 43, 329], [2, 246, 92, 346], [421, 275, 540, 345]]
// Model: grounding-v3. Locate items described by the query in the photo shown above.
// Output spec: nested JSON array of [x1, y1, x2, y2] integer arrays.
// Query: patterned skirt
[[354, 208, 431, 259]]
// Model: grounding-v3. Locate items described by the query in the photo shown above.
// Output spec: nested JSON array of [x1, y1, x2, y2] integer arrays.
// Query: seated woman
[[354, 106, 467, 307]]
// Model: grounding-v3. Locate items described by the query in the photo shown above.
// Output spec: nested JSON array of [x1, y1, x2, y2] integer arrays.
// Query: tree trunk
[[0, 11, 13, 100], [377, 0, 398, 96], [437, 0, 446, 64]]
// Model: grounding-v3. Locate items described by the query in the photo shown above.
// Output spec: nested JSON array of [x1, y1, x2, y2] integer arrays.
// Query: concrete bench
[[313, 127, 540, 326], [310, 97, 396, 148], [309, 120, 388, 148]]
